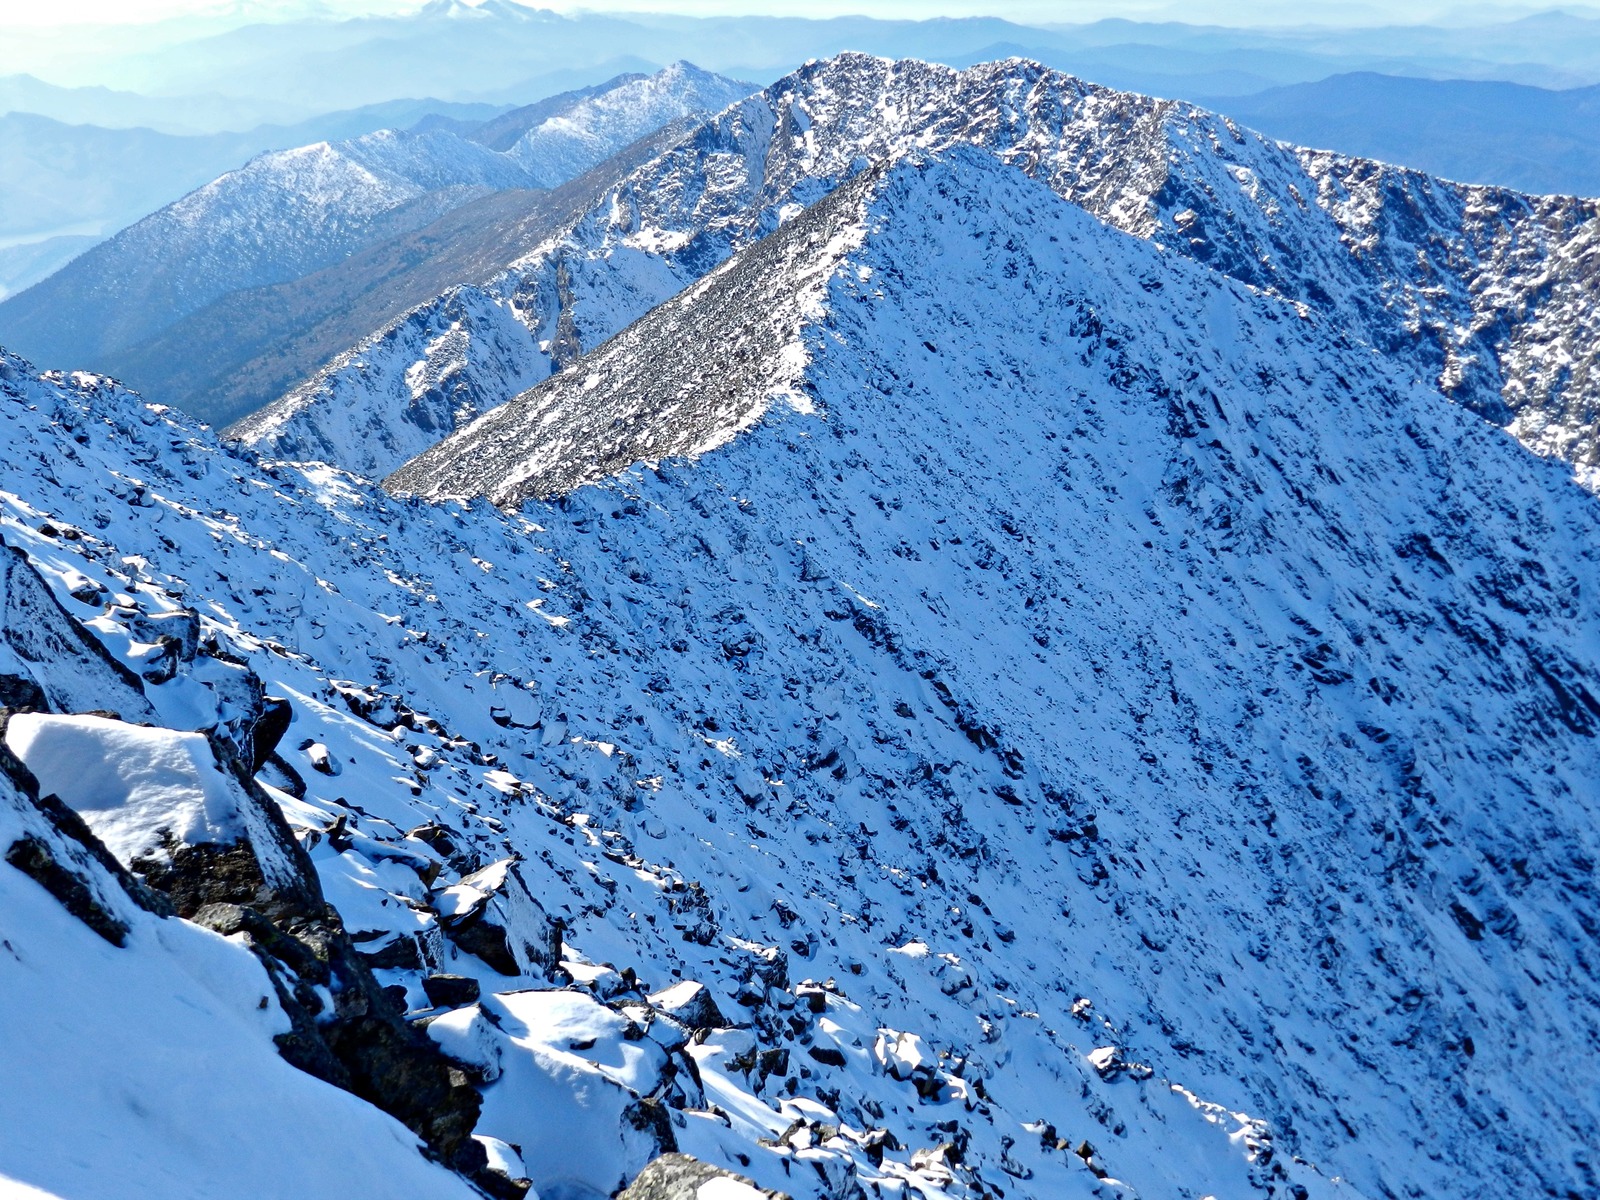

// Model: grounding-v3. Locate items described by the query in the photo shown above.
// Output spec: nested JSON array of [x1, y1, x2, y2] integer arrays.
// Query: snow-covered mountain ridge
[[4, 129, 1600, 1200], [0, 130, 527, 368], [0, 63, 754, 425], [394, 142, 1600, 1198], [244, 53, 1600, 489], [507, 63, 755, 188]]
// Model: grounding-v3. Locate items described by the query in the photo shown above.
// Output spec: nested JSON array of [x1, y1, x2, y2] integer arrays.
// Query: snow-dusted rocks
[[620, 1154, 790, 1200], [0, 712, 488, 1200], [5, 294, 1599, 1195], [386, 146, 1600, 1199], [0, 536, 155, 721], [230, 284, 564, 482], [1, 706, 497, 1186], [5, 714, 292, 880], [5, 54, 1600, 1194], [428, 988, 679, 1198], [435, 856, 563, 977], [650, 979, 727, 1031], [387, 160, 878, 500]]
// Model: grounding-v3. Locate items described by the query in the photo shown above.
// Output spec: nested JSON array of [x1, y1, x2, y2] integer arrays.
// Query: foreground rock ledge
[[620, 1154, 792, 1200]]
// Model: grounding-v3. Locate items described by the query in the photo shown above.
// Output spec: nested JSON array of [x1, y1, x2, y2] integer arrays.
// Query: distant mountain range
[[11, 7, 1600, 308], [0, 64, 754, 427], [1205, 72, 1600, 197], [0, 72, 313, 134], [59, 5, 1600, 117], [0, 98, 509, 300]]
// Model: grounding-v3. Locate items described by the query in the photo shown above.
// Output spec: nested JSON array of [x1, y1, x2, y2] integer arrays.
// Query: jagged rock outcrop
[[0, 534, 156, 722], [425, 987, 683, 1197], [0, 704, 487, 1199]]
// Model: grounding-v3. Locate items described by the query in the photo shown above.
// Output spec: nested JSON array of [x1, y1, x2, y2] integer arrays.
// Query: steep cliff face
[[1293, 148, 1600, 484], [249, 54, 1600, 489]]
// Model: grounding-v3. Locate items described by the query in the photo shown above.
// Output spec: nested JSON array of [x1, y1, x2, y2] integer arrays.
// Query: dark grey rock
[[0, 539, 155, 720], [647, 980, 725, 1031], [422, 973, 482, 1008], [436, 858, 562, 978], [130, 609, 199, 663]]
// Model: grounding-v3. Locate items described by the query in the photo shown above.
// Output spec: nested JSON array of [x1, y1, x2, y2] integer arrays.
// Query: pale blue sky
[[0, 0, 1575, 28]]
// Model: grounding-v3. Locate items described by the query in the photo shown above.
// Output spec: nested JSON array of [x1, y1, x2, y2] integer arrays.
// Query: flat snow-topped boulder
[[4, 713, 299, 889], [428, 987, 677, 1198]]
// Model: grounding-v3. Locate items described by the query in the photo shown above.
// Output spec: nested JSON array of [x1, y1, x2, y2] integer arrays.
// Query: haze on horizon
[[4, 0, 1595, 29]]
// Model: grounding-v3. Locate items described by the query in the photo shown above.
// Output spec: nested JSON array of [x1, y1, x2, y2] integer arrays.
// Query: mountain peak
[[376, 133, 1600, 1200], [233, 52, 1600, 495], [418, 0, 549, 20]]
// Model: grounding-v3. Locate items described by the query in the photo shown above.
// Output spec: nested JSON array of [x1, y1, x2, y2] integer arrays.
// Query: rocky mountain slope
[[0, 64, 752, 423], [389, 152, 1600, 1194], [0, 719, 492, 1200], [3, 117, 1600, 1200], [246, 54, 1600, 491]]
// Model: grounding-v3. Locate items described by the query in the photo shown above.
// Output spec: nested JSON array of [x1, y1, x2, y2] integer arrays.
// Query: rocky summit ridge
[[240, 53, 1600, 494]]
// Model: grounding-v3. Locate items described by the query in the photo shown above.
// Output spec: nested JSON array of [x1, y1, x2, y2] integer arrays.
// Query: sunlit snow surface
[[0, 720, 483, 1200], [3, 122, 1600, 1200]]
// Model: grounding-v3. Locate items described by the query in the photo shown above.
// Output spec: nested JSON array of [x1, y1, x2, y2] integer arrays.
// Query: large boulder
[[0, 540, 155, 721], [4, 712, 314, 916], [0, 720, 490, 1200], [428, 988, 681, 1198], [435, 857, 562, 977], [648, 980, 726, 1032], [619, 1154, 791, 1200]]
